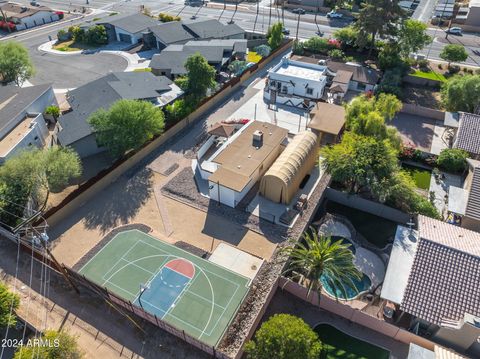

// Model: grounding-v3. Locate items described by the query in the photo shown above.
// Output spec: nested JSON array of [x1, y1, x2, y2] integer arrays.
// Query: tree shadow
[[82, 168, 154, 234]]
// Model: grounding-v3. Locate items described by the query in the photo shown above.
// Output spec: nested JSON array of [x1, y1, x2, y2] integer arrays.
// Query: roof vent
[[252, 130, 263, 147]]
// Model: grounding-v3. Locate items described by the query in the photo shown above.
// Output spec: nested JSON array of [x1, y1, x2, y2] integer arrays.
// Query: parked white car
[[445, 27, 463, 36], [327, 10, 343, 18]]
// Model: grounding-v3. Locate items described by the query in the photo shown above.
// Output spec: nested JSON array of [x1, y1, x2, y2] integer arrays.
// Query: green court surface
[[78, 230, 250, 346]]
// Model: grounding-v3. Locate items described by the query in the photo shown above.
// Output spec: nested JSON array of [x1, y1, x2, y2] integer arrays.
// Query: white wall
[[208, 181, 236, 207], [2, 114, 49, 163], [15, 11, 59, 30], [267, 74, 327, 100], [348, 81, 374, 92]]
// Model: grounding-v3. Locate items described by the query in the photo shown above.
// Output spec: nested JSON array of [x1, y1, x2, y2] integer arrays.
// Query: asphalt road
[[4, 0, 480, 88]]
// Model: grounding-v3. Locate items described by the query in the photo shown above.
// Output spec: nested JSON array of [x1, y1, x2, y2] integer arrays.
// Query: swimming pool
[[320, 273, 372, 300], [320, 236, 371, 300]]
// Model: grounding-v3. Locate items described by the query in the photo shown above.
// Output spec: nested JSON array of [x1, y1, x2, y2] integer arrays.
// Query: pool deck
[[263, 290, 410, 359]]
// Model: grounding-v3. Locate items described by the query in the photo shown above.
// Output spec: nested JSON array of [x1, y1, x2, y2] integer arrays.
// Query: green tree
[[164, 98, 195, 123], [86, 25, 108, 45], [378, 42, 403, 70], [333, 26, 359, 48], [0, 147, 82, 213], [0, 41, 35, 85], [44, 105, 60, 120], [281, 230, 362, 302], [14, 330, 83, 359], [244, 314, 322, 359], [254, 44, 271, 57], [0, 282, 19, 328], [266, 22, 284, 50], [441, 74, 480, 112], [182, 53, 216, 101], [437, 148, 469, 173], [321, 133, 398, 194], [398, 19, 432, 58], [354, 0, 403, 54], [88, 99, 165, 158], [440, 44, 468, 67], [228, 60, 248, 76]]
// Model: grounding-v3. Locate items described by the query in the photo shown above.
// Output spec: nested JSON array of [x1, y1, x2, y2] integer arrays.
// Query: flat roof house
[[0, 84, 55, 163], [205, 121, 289, 208], [150, 39, 247, 78], [381, 216, 480, 356], [0, 2, 60, 30], [264, 57, 329, 109], [54, 72, 182, 158]]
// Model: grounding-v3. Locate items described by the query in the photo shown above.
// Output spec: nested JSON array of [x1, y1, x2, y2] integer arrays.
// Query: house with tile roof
[[453, 112, 480, 160], [381, 216, 480, 356]]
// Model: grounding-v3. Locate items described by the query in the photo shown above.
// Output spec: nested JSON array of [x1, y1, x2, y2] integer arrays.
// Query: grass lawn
[[411, 70, 447, 82], [53, 40, 98, 52], [315, 324, 390, 359], [133, 68, 152, 72], [401, 164, 432, 190], [326, 201, 397, 248], [246, 51, 262, 63]]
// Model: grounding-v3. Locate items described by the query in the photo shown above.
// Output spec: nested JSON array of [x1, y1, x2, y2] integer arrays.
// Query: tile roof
[[465, 166, 480, 221], [453, 112, 480, 155], [400, 215, 480, 326], [57, 72, 175, 146]]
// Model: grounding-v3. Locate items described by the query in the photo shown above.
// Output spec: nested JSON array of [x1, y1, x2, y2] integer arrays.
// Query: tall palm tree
[[281, 228, 362, 303]]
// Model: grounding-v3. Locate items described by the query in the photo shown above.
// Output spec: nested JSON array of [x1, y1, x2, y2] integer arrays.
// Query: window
[[357, 82, 366, 91], [281, 86, 288, 94], [306, 88, 313, 95], [34, 136, 38, 141]]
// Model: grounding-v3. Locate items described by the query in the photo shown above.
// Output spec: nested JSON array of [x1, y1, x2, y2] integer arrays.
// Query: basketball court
[[78, 229, 250, 346]]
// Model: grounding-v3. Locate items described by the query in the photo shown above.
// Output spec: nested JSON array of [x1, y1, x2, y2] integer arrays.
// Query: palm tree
[[281, 228, 362, 303]]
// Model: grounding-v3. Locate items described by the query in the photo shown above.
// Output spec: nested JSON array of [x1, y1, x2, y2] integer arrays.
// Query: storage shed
[[259, 131, 318, 204]]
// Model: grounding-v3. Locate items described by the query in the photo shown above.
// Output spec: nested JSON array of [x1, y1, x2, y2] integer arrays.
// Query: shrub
[[86, 25, 108, 45], [376, 68, 404, 98], [328, 48, 344, 60], [417, 59, 429, 70], [164, 98, 195, 124], [57, 29, 71, 41], [437, 148, 468, 173], [254, 44, 271, 57], [68, 26, 85, 43], [159, 13, 181, 22], [244, 314, 322, 359], [44, 105, 60, 119], [292, 40, 304, 55], [303, 36, 332, 54]]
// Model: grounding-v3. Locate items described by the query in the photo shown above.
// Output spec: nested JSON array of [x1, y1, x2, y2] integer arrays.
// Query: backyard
[[325, 201, 398, 248], [401, 163, 432, 190], [315, 323, 390, 359], [411, 69, 446, 82]]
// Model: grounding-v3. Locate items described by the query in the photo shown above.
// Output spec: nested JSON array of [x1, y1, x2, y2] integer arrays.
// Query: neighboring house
[[307, 102, 345, 145], [291, 56, 381, 102], [453, 112, 480, 160], [146, 21, 196, 50], [150, 39, 247, 78], [0, 2, 60, 31], [381, 216, 480, 356], [279, 0, 325, 11], [182, 19, 244, 40], [87, 13, 160, 44], [199, 121, 289, 208], [264, 57, 329, 108], [448, 159, 480, 232], [54, 72, 182, 158], [0, 84, 55, 163]]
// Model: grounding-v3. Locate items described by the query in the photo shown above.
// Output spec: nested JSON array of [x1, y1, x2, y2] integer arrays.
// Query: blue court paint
[[134, 267, 191, 318]]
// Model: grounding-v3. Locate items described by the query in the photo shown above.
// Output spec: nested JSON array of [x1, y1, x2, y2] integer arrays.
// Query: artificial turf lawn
[[315, 324, 390, 359], [246, 51, 262, 63], [411, 70, 447, 82], [401, 164, 432, 190], [326, 201, 398, 248]]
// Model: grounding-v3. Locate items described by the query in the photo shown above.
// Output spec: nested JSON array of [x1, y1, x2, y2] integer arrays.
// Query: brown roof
[[209, 121, 288, 192], [329, 83, 348, 94], [0, 3, 53, 19], [465, 166, 480, 221], [308, 102, 346, 135], [453, 112, 480, 155], [400, 215, 480, 326], [333, 70, 353, 84], [208, 123, 236, 138]]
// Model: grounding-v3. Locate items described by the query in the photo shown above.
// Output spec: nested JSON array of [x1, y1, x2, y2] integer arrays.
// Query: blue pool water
[[331, 236, 356, 255], [321, 273, 372, 300]]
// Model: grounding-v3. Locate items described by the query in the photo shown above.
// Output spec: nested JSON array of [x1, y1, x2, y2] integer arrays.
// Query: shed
[[259, 131, 318, 204]]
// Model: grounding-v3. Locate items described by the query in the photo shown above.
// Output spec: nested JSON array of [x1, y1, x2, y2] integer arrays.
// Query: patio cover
[[448, 186, 469, 215], [444, 111, 460, 129], [380, 226, 418, 305], [308, 102, 346, 135], [208, 123, 236, 138]]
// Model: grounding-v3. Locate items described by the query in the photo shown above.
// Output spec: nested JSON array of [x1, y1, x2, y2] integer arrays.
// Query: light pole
[[138, 283, 150, 309], [295, 12, 301, 41]]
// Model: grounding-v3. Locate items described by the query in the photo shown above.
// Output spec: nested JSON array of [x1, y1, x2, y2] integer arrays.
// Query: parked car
[[292, 8, 306, 15], [30, 1, 40, 6], [282, 27, 290, 35], [327, 10, 343, 18], [445, 27, 463, 35]]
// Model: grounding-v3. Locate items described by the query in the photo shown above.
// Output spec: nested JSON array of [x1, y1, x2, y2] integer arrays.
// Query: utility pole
[[268, 0, 272, 28], [295, 12, 301, 41]]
